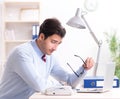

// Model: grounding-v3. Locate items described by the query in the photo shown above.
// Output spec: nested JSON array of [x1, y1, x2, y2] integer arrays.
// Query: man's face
[[37, 33, 62, 55]]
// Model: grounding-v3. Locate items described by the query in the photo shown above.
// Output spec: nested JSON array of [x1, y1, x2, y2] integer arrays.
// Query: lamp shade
[[67, 8, 86, 29]]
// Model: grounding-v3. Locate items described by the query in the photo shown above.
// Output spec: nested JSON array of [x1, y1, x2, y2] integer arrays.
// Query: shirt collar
[[31, 40, 44, 57]]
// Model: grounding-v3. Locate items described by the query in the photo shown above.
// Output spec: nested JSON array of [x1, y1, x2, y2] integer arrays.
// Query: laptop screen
[[103, 62, 116, 90]]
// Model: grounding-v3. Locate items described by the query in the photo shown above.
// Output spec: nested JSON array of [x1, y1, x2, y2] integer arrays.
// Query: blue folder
[[83, 76, 119, 88]]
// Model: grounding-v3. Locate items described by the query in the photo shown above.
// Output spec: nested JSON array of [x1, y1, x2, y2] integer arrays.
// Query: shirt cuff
[[79, 66, 87, 75]]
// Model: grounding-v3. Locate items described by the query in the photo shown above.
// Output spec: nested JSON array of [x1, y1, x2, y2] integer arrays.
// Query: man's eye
[[51, 40, 57, 44]]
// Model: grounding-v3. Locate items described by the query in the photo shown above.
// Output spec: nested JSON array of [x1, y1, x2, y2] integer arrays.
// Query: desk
[[30, 88, 120, 99]]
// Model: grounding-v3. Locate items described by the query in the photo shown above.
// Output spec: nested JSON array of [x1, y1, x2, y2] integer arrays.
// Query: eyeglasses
[[67, 55, 86, 77]]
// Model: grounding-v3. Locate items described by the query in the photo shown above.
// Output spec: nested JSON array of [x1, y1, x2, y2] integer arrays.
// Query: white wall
[[0, 1, 3, 77], [0, 1, 3, 61], [39, 0, 120, 76], [1, 0, 120, 76], [40, 0, 120, 76]]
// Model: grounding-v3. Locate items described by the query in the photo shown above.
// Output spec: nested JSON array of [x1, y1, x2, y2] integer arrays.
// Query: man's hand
[[83, 57, 94, 70]]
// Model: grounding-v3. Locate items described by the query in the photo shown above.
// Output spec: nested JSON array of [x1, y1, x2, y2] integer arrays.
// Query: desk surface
[[30, 88, 120, 99]]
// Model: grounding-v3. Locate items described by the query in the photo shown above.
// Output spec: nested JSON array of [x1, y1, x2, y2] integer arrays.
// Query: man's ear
[[39, 33, 45, 40]]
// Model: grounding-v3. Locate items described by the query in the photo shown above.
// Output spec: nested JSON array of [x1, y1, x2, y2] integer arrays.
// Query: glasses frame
[[67, 55, 86, 77]]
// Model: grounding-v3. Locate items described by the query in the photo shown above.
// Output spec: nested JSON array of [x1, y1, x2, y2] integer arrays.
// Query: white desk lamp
[[67, 8, 102, 76]]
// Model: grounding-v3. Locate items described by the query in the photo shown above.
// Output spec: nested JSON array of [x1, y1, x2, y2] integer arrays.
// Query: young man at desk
[[0, 18, 94, 99]]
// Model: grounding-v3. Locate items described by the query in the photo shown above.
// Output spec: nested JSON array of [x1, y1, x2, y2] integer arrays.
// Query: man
[[0, 18, 94, 99]]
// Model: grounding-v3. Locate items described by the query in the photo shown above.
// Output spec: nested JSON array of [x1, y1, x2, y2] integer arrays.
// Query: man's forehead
[[48, 34, 62, 43]]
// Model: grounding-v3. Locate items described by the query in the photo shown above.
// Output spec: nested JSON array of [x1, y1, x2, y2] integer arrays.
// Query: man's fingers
[[84, 57, 94, 70]]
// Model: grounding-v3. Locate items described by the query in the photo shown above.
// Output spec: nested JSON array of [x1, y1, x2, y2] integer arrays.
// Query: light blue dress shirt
[[0, 40, 87, 99]]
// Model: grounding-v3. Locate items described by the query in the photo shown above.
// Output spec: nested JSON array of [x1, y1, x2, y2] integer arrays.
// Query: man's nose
[[53, 44, 58, 50]]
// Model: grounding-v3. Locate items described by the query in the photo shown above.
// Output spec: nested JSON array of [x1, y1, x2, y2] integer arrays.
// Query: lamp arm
[[81, 14, 102, 76], [94, 44, 102, 76], [81, 15, 99, 45]]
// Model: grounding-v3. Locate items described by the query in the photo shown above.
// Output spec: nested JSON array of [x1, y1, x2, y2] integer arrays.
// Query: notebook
[[77, 62, 116, 93]]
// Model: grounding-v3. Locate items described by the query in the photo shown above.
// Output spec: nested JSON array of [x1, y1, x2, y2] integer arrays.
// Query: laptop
[[77, 62, 116, 93]]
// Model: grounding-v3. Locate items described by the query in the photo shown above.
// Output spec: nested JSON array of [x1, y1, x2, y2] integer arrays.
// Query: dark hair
[[39, 18, 66, 39]]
